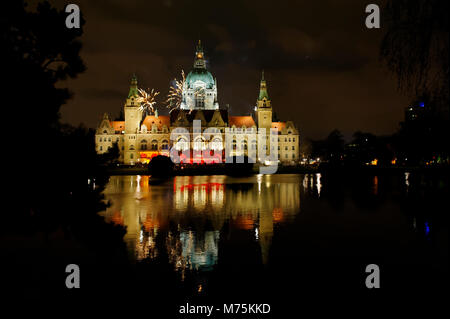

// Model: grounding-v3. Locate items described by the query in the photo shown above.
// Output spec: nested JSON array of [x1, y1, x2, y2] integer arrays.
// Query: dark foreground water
[[4, 172, 446, 314], [98, 172, 447, 314]]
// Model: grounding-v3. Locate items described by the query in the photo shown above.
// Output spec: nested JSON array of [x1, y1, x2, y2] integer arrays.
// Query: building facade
[[96, 42, 300, 166]]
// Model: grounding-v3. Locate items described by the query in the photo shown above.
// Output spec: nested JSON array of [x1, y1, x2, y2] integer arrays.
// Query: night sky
[[54, 0, 409, 140]]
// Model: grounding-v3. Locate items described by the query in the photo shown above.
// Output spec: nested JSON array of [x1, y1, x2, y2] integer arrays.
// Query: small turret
[[194, 40, 206, 69], [128, 74, 139, 99]]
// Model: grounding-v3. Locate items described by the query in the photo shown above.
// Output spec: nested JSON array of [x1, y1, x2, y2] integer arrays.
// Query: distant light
[[425, 222, 430, 236], [419, 102, 425, 107]]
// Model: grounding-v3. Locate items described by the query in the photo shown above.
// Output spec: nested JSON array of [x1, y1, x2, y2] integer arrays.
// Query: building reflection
[[102, 174, 300, 278]]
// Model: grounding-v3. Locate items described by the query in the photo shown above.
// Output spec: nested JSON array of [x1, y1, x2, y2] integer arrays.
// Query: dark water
[[99, 172, 448, 314]]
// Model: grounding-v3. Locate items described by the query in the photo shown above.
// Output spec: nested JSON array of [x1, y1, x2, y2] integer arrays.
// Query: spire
[[128, 74, 139, 98], [197, 39, 203, 52], [194, 40, 206, 69], [258, 70, 269, 101]]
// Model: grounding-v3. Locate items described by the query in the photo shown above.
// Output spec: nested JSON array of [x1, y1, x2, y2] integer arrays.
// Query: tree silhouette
[[380, 0, 449, 116], [2, 0, 86, 130]]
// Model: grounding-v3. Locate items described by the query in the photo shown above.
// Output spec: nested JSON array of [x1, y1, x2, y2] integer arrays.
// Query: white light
[[316, 173, 322, 197]]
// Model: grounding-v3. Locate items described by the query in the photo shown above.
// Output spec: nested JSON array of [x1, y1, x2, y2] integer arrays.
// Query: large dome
[[186, 68, 215, 89]]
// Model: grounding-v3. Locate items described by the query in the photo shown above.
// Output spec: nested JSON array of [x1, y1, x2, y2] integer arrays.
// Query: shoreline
[[106, 165, 449, 176]]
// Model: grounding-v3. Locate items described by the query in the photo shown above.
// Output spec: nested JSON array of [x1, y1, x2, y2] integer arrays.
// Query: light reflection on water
[[100, 172, 445, 285], [102, 174, 302, 277]]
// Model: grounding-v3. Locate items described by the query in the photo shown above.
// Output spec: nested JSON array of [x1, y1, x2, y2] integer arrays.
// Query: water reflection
[[102, 174, 301, 277], [302, 173, 322, 197]]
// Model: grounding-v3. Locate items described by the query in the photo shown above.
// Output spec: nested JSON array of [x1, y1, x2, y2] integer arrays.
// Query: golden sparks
[[137, 88, 160, 114]]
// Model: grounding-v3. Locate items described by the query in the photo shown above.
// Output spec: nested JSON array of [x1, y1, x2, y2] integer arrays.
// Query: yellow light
[[371, 159, 378, 166]]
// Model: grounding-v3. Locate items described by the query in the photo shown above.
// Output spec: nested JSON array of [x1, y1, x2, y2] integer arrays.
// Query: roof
[[271, 122, 286, 131], [186, 68, 215, 89], [110, 121, 125, 132], [170, 109, 228, 124], [142, 115, 170, 130], [229, 116, 256, 128]]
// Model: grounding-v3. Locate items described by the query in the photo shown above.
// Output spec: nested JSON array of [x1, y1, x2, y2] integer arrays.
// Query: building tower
[[124, 74, 142, 164], [181, 40, 219, 110], [255, 71, 273, 155]]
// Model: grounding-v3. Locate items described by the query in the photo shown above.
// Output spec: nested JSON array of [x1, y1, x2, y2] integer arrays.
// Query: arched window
[[161, 140, 169, 150], [194, 136, 206, 150], [211, 137, 222, 151], [251, 140, 257, 150], [241, 140, 247, 151], [141, 139, 147, 150], [232, 139, 237, 151], [175, 137, 189, 151], [151, 140, 158, 150]]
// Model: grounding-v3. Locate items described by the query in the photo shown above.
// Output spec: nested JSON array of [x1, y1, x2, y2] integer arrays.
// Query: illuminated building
[[95, 41, 300, 165]]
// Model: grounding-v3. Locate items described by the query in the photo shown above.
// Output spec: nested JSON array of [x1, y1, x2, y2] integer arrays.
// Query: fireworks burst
[[137, 88, 160, 114], [166, 70, 185, 112]]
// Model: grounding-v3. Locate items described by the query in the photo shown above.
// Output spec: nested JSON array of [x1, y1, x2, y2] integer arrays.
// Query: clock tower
[[255, 71, 273, 155]]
